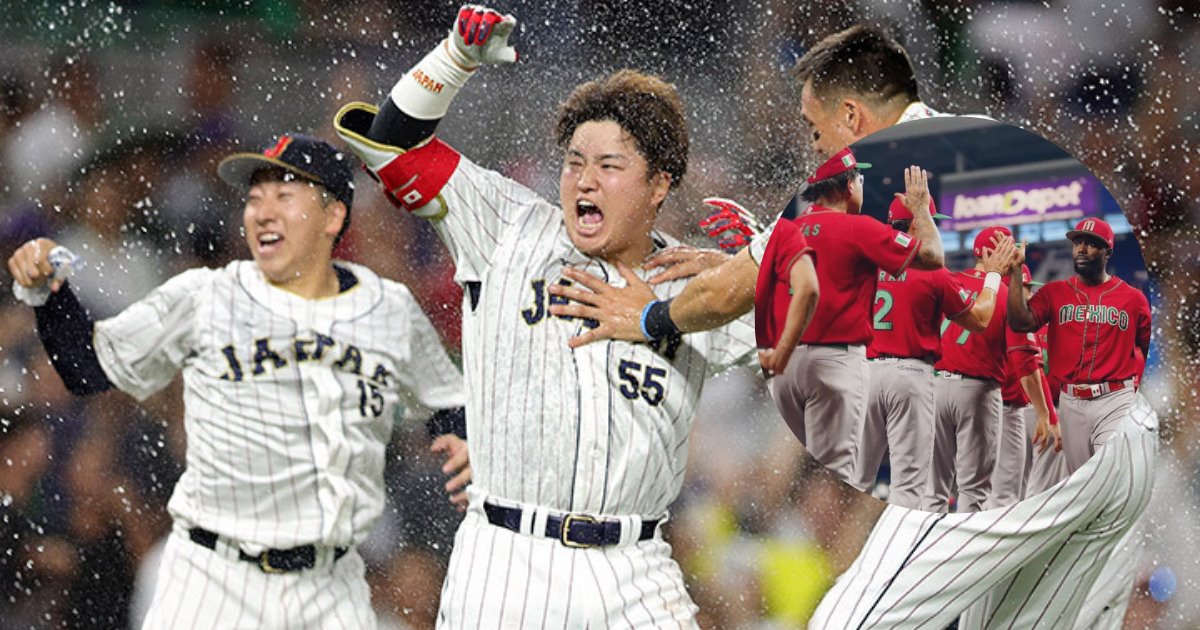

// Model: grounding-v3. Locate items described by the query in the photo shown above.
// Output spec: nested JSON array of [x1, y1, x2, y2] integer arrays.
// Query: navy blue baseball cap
[[218, 133, 354, 209]]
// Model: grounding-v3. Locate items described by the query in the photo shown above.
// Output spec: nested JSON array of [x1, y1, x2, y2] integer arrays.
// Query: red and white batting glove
[[447, 5, 518, 68], [698, 197, 763, 252]]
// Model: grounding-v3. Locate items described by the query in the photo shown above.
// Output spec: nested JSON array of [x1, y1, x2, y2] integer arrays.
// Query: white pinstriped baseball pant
[[810, 394, 1157, 629], [141, 524, 374, 629], [437, 492, 698, 629]]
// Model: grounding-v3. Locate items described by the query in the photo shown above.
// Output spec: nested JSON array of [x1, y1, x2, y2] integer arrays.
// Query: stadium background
[[0, 1, 1197, 628]]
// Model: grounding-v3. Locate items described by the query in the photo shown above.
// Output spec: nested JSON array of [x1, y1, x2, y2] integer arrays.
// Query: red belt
[[1061, 379, 1135, 400]]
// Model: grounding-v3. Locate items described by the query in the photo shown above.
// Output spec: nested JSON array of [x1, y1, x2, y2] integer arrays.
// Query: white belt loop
[[617, 514, 640, 547], [519, 505, 536, 536], [531, 509, 550, 538]]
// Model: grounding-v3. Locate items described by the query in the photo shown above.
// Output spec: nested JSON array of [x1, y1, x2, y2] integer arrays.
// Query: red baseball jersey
[[1001, 330, 1043, 404], [935, 269, 1027, 383], [792, 206, 922, 345], [754, 219, 814, 349], [868, 266, 974, 361], [1026, 275, 1151, 384]]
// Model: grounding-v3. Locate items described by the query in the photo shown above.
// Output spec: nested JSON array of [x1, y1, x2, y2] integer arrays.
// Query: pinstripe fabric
[[810, 394, 1157, 630], [430, 157, 753, 627], [92, 260, 463, 626], [142, 527, 375, 629], [1020, 407, 1070, 499], [439, 511, 698, 629], [94, 260, 464, 550]]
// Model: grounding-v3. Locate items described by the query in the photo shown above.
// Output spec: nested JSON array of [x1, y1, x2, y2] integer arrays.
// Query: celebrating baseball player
[[1007, 218, 1152, 473], [854, 197, 1011, 509], [334, 5, 763, 626], [6, 134, 469, 627]]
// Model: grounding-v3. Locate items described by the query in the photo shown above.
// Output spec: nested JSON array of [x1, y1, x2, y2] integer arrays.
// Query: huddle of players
[[757, 147, 1151, 513]]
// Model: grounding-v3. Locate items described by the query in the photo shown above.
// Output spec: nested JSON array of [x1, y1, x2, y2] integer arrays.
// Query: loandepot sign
[[939, 176, 1098, 232]]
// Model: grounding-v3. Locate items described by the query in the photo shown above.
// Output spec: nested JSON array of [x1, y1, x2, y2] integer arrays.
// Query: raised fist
[[447, 5, 518, 68]]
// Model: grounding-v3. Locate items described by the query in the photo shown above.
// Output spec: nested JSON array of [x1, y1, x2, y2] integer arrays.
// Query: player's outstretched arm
[[899, 166, 945, 271], [952, 233, 1016, 333], [1007, 240, 1040, 332], [8, 239, 113, 396], [334, 5, 517, 217], [758, 253, 818, 375], [548, 248, 759, 347]]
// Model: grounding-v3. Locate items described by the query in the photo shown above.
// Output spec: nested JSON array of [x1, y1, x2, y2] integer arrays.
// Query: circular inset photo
[[756, 116, 1152, 513]]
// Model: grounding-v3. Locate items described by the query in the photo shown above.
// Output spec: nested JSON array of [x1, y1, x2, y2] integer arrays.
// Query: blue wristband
[[642, 299, 680, 341], [640, 301, 655, 341]]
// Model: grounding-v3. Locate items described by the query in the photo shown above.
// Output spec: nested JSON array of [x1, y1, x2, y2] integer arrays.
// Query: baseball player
[[334, 6, 760, 626], [854, 197, 1012, 509], [7, 134, 468, 628], [992, 264, 1061, 506], [1023, 317, 1069, 499], [765, 151, 945, 484], [753, 215, 819, 378], [1007, 218, 1152, 473], [922, 226, 1038, 513]]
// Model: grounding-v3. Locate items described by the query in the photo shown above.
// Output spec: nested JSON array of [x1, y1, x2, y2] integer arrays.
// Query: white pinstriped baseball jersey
[[427, 155, 757, 519], [92, 260, 464, 551]]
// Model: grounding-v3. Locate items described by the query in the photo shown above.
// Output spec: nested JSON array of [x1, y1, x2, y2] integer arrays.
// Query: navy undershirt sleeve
[[33, 283, 113, 396], [367, 99, 441, 150]]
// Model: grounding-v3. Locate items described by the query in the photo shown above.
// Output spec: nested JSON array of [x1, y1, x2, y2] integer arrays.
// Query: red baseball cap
[[1066, 218, 1114, 250], [806, 147, 871, 184], [887, 196, 951, 222], [973, 225, 1013, 258]]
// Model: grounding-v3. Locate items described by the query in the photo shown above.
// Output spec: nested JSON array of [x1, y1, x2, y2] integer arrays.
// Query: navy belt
[[483, 502, 659, 548], [188, 527, 347, 573]]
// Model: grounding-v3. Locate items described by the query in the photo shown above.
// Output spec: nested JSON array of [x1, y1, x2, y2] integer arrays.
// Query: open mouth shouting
[[576, 199, 604, 237]]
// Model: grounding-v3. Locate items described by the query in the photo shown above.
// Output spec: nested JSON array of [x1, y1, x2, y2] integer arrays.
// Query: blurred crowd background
[[0, 1, 1198, 628]]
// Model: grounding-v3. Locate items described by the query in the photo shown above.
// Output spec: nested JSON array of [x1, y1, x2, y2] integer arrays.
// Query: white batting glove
[[446, 5, 518, 68]]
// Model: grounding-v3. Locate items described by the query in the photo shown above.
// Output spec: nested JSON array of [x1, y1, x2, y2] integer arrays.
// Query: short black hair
[[800, 169, 858, 204], [890, 219, 912, 233], [792, 25, 920, 106]]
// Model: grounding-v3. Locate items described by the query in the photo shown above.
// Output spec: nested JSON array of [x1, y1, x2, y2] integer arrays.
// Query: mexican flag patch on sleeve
[[894, 232, 913, 248]]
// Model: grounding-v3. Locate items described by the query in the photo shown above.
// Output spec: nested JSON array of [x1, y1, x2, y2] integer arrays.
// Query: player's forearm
[[33, 283, 113, 396], [667, 248, 756, 332], [908, 214, 945, 271], [1020, 371, 1051, 422], [1007, 266, 1038, 332], [776, 257, 819, 349], [1037, 370, 1059, 425], [957, 287, 996, 334]]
